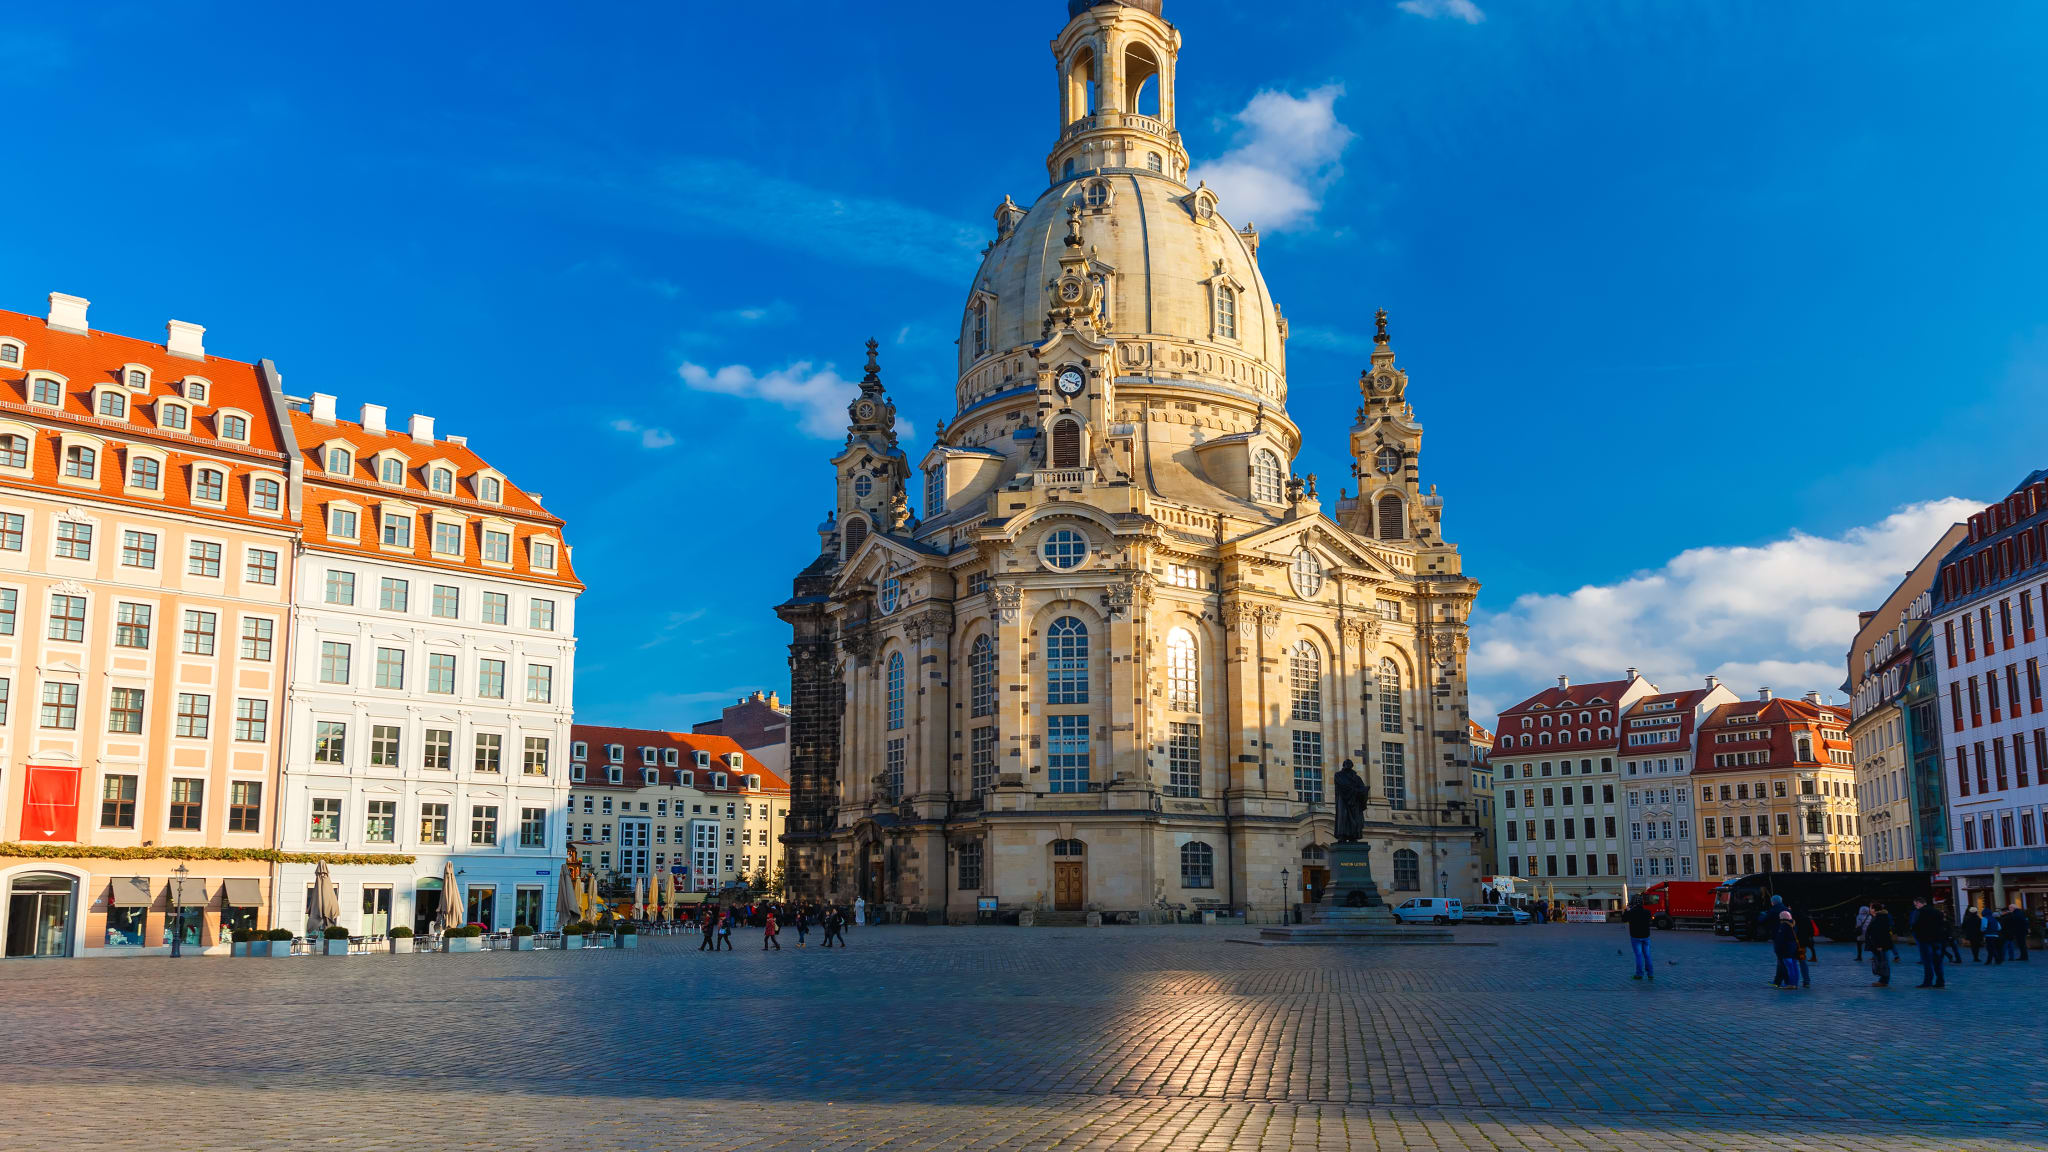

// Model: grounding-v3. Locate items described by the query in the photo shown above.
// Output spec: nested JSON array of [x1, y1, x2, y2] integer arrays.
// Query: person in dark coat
[[1623, 899, 1654, 980], [1865, 902, 1895, 987], [698, 908, 717, 951], [1933, 898, 1963, 962], [1960, 906, 1984, 962], [1979, 907, 2003, 965], [1790, 908, 1815, 988], [2000, 904, 2029, 961], [1910, 897, 1948, 988], [1770, 911, 1801, 989]]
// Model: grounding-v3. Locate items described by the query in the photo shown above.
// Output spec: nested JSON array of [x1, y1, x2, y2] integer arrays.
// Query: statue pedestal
[[1307, 841, 1393, 925]]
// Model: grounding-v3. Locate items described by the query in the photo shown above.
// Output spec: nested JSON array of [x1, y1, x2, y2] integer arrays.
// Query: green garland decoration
[[0, 843, 418, 866]]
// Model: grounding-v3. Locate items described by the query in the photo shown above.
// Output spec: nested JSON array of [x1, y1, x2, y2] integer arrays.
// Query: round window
[[1290, 548, 1324, 597], [879, 576, 901, 614], [1041, 529, 1088, 570], [854, 475, 873, 498]]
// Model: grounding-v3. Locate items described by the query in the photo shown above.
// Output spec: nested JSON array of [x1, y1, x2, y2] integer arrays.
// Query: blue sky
[[10, 1, 2046, 725]]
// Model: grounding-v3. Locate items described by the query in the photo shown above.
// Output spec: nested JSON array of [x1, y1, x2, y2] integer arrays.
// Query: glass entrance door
[[361, 887, 392, 936], [413, 886, 442, 935], [515, 887, 543, 930], [4, 874, 76, 958], [465, 886, 496, 930]]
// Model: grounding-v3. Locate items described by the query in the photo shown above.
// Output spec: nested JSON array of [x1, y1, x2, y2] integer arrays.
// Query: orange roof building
[[1694, 690, 1860, 879], [568, 726, 789, 892]]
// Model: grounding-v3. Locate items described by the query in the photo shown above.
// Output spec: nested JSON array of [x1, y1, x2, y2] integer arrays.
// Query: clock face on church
[[1056, 367, 1085, 397]]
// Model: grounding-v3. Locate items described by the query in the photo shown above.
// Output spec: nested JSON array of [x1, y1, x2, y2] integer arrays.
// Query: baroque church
[[779, 0, 1483, 919]]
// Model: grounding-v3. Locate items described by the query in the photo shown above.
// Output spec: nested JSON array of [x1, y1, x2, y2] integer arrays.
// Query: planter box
[[1086, 912, 1103, 927], [322, 939, 353, 956], [616, 934, 638, 949], [269, 940, 297, 957], [1199, 911, 1217, 926], [510, 935, 534, 951], [445, 935, 483, 953], [230, 941, 251, 957], [390, 937, 415, 954], [561, 935, 585, 950], [1017, 910, 1035, 927]]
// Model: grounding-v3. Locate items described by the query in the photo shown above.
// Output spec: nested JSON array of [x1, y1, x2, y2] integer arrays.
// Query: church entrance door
[[1302, 866, 1330, 904], [1053, 862, 1084, 911]]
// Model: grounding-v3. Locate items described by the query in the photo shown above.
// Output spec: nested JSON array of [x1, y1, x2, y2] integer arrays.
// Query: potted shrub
[[510, 923, 536, 951], [389, 926, 415, 954], [321, 925, 353, 956], [267, 927, 297, 957], [615, 922, 639, 949], [444, 923, 485, 953], [561, 921, 589, 950], [230, 927, 259, 957]]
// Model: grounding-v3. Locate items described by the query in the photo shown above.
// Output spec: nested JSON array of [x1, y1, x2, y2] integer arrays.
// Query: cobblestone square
[[0, 924, 2039, 1150]]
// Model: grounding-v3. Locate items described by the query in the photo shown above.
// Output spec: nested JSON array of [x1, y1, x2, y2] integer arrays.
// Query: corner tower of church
[[779, 0, 1483, 917]]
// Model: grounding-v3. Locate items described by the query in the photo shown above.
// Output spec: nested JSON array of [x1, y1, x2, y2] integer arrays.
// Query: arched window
[[1379, 658, 1403, 733], [63, 444, 95, 480], [0, 434, 27, 469], [1166, 627, 1198, 711], [1578, 729, 1590, 743], [925, 467, 945, 517], [430, 467, 454, 494], [842, 515, 868, 554], [1251, 449, 1284, 503], [98, 391, 126, 418], [972, 298, 989, 359], [1216, 283, 1238, 339], [1066, 47, 1097, 122], [1051, 419, 1081, 469], [219, 413, 248, 441], [969, 634, 996, 718], [1052, 838, 1085, 857], [1392, 849, 1420, 891], [1290, 640, 1322, 722], [886, 651, 905, 731], [1180, 841, 1214, 889], [1046, 617, 1089, 704], [1124, 42, 1161, 115], [479, 476, 502, 503], [1147, 152, 1163, 173], [1290, 548, 1324, 597], [193, 467, 224, 503], [379, 458, 403, 485], [1377, 492, 1405, 541]]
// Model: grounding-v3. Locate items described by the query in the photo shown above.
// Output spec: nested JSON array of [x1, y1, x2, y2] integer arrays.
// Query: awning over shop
[[170, 877, 210, 906], [223, 878, 262, 907], [110, 876, 154, 907]]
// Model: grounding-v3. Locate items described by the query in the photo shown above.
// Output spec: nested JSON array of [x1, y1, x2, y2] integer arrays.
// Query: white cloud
[[607, 418, 676, 450], [1190, 86, 1355, 231], [677, 360, 914, 442], [1467, 498, 1981, 724], [1396, 0, 1486, 24]]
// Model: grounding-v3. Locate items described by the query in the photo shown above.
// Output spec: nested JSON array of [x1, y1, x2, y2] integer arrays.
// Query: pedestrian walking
[[794, 908, 810, 948], [1791, 909, 1816, 987], [1960, 907, 1984, 962], [1979, 907, 2003, 966], [1770, 911, 1801, 990], [763, 909, 782, 951], [2001, 904, 2029, 961], [823, 907, 847, 948], [1911, 897, 1948, 989], [699, 910, 716, 951], [1623, 898, 1654, 980], [1853, 902, 1873, 961], [718, 910, 734, 950], [1865, 901, 1894, 987], [1935, 898, 1963, 962]]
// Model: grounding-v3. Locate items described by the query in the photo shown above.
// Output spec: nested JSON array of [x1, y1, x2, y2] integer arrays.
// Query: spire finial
[[861, 338, 882, 389], [1374, 308, 1389, 346]]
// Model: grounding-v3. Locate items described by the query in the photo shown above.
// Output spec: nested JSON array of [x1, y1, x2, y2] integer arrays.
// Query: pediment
[[1229, 515, 1397, 579], [831, 533, 940, 596]]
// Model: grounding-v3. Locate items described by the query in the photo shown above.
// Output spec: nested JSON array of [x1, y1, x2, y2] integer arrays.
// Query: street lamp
[[1280, 868, 1290, 925], [169, 862, 189, 958]]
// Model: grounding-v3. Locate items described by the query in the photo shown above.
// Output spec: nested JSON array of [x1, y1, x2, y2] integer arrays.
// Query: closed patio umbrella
[[633, 876, 646, 921], [440, 861, 465, 932], [584, 871, 599, 921], [555, 862, 580, 928], [657, 872, 673, 922], [309, 861, 341, 935]]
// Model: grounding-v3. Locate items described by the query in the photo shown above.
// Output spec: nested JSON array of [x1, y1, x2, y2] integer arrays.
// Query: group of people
[[687, 901, 858, 952], [1623, 891, 2034, 989]]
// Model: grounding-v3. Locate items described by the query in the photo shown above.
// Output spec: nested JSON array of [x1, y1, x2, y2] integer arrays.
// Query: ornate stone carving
[[992, 584, 1022, 626], [841, 626, 875, 664], [1258, 605, 1282, 641]]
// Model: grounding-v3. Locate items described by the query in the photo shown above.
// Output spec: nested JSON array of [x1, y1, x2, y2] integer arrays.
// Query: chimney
[[1804, 690, 1823, 705], [1625, 667, 1638, 681], [165, 320, 205, 360], [310, 392, 337, 422], [1758, 687, 1773, 702], [408, 414, 435, 443], [1557, 675, 1570, 689], [768, 691, 781, 709], [1705, 675, 1720, 690], [46, 292, 90, 334], [360, 404, 387, 434], [446, 434, 467, 446]]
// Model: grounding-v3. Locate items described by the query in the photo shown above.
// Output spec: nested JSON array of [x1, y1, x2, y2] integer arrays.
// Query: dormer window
[[251, 476, 281, 512], [183, 380, 208, 405], [571, 741, 588, 760], [0, 341, 20, 364], [158, 402, 189, 431], [680, 771, 694, 788], [531, 540, 556, 570], [483, 529, 511, 564], [429, 466, 454, 494], [641, 747, 656, 765], [746, 774, 761, 791], [643, 768, 657, 786], [570, 763, 585, 782], [0, 434, 27, 470], [63, 444, 96, 480], [1084, 179, 1109, 208], [694, 750, 710, 769], [478, 475, 503, 503], [97, 390, 127, 419], [328, 505, 358, 539], [1215, 283, 1237, 339], [714, 773, 728, 791], [325, 447, 351, 475], [125, 367, 148, 389], [606, 743, 623, 763], [218, 413, 248, 441], [380, 511, 412, 548], [379, 457, 404, 485], [607, 765, 623, 785], [431, 519, 463, 556], [193, 467, 226, 504], [663, 748, 679, 767], [30, 377, 63, 407], [725, 752, 742, 770]]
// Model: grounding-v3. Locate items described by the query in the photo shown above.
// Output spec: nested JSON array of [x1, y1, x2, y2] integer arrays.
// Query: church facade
[[778, 0, 1483, 919]]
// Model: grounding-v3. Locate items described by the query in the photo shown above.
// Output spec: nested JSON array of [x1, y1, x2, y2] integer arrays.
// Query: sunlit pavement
[[1, 923, 2040, 1150]]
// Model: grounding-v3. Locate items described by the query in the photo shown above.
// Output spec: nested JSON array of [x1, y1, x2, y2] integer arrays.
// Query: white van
[[1391, 897, 1464, 924]]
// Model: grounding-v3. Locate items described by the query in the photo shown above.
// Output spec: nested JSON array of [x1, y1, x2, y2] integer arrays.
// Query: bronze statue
[[1333, 759, 1367, 842]]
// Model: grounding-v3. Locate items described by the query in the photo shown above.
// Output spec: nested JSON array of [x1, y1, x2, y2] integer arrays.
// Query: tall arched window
[[968, 635, 996, 718], [972, 298, 989, 359], [1166, 627, 1198, 711], [1378, 658, 1402, 733], [886, 651, 905, 731], [842, 515, 868, 555], [1796, 736, 1813, 763], [1066, 47, 1097, 122], [1251, 449, 1284, 503], [925, 467, 945, 517], [380, 458, 404, 485], [1046, 617, 1090, 704], [1124, 43, 1161, 115], [1180, 841, 1214, 889], [1377, 492, 1405, 541], [1051, 419, 1081, 470], [1216, 283, 1238, 339], [1290, 640, 1322, 722], [1392, 849, 1420, 891]]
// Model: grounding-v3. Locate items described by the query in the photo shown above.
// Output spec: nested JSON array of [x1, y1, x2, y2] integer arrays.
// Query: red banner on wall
[[22, 765, 81, 842]]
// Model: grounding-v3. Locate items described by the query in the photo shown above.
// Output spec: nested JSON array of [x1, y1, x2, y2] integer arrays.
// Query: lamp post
[[1280, 868, 1290, 925], [169, 862, 189, 958]]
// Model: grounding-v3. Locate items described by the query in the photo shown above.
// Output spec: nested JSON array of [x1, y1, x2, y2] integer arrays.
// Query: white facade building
[[275, 398, 579, 935], [1619, 680, 1738, 886]]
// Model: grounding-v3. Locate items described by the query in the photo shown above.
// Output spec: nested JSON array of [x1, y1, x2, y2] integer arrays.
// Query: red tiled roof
[[1694, 698, 1851, 775], [570, 724, 790, 794]]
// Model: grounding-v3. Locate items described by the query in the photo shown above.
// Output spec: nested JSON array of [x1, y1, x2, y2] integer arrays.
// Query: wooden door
[[1053, 862, 1084, 911], [1303, 866, 1330, 904]]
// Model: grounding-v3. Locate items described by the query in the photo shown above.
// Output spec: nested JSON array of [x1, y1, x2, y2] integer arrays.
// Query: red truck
[[1640, 881, 1719, 930]]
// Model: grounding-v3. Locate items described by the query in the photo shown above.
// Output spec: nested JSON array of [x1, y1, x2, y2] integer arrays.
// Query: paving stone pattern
[[0, 924, 2041, 1150]]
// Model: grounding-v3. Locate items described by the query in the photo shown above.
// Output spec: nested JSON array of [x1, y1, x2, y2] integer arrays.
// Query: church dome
[[1068, 0, 1163, 16]]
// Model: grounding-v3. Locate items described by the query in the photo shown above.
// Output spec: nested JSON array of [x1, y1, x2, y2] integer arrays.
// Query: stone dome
[[956, 169, 1286, 414], [1068, 0, 1163, 16]]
